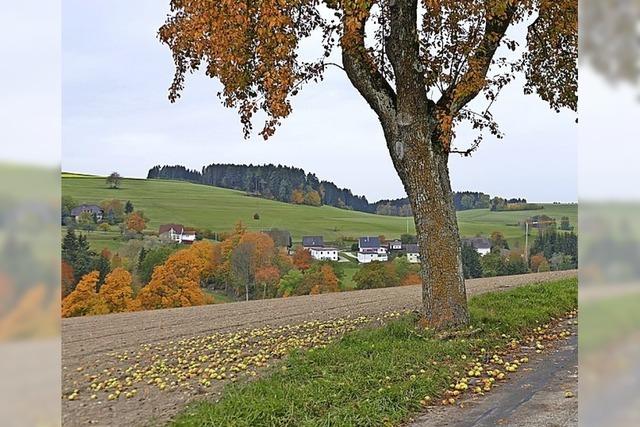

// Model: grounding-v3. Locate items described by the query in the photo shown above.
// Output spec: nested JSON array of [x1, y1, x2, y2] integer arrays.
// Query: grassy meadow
[[62, 174, 577, 251]]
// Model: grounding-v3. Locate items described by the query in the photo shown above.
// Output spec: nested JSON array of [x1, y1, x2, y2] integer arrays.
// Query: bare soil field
[[62, 270, 576, 427]]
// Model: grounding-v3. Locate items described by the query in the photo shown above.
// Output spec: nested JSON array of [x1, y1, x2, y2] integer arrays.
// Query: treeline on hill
[[148, 164, 495, 215], [375, 192, 491, 216], [490, 197, 543, 211]]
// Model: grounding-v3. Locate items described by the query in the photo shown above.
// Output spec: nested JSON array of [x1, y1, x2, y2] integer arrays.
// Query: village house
[[301, 235, 337, 261], [404, 244, 420, 263], [159, 224, 196, 244], [357, 236, 388, 263], [462, 237, 492, 256], [70, 204, 103, 222], [308, 246, 339, 261], [302, 236, 324, 249], [388, 239, 403, 251]]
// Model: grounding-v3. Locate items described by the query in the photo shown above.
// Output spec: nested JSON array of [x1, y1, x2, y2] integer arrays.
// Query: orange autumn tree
[[160, 0, 577, 329], [239, 232, 276, 271], [126, 211, 147, 233], [137, 248, 207, 310], [291, 189, 305, 205], [61, 271, 102, 317], [529, 253, 547, 272], [313, 264, 340, 294], [99, 268, 136, 313], [217, 221, 247, 281], [292, 247, 313, 271], [295, 264, 340, 296], [231, 232, 277, 299], [188, 240, 219, 279], [255, 266, 281, 299], [101, 248, 112, 260], [61, 260, 75, 298]]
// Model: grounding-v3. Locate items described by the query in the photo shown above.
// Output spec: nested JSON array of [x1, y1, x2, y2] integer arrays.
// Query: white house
[[388, 240, 403, 251], [357, 236, 388, 263], [357, 249, 389, 263], [159, 224, 197, 244], [404, 244, 420, 263], [462, 237, 492, 256], [308, 247, 339, 261]]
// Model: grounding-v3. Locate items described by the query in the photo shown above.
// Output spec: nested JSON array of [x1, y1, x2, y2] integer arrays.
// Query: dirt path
[[410, 323, 578, 427], [62, 270, 576, 426]]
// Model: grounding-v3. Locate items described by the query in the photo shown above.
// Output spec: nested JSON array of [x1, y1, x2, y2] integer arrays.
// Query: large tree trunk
[[340, 0, 469, 329], [398, 128, 469, 329]]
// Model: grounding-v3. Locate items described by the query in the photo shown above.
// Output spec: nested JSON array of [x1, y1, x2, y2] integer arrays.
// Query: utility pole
[[525, 221, 529, 264]]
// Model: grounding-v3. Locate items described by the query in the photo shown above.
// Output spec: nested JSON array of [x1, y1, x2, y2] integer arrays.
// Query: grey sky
[[62, 0, 577, 203]]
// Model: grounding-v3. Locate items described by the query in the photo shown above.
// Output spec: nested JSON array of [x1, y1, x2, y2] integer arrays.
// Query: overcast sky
[[62, 0, 577, 203]]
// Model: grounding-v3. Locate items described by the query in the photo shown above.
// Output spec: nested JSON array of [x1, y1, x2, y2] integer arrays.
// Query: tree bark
[[341, 0, 469, 329], [398, 127, 469, 329], [382, 100, 469, 329]]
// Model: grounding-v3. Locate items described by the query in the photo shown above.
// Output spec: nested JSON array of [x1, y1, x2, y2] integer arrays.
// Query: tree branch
[[341, 6, 397, 126], [438, 3, 517, 114], [386, 0, 429, 117]]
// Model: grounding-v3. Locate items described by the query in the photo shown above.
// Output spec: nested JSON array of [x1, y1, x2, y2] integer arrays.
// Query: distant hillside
[[147, 164, 499, 215], [62, 175, 578, 247]]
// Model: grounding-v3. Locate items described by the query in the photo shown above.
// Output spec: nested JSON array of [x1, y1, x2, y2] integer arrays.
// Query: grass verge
[[171, 278, 577, 426]]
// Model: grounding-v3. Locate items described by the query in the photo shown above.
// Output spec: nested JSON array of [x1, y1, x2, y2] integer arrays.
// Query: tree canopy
[[160, 0, 576, 148]]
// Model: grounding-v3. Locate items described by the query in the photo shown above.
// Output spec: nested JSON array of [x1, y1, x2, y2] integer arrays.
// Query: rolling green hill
[[62, 175, 577, 250]]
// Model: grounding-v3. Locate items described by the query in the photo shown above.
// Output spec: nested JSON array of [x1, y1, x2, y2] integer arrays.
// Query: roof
[[404, 244, 419, 254], [70, 204, 102, 216], [302, 236, 324, 247], [389, 239, 402, 245], [159, 223, 185, 234], [359, 236, 381, 248], [463, 237, 491, 250]]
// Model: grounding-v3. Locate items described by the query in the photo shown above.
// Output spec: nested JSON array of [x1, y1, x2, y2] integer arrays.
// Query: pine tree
[[62, 228, 78, 265]]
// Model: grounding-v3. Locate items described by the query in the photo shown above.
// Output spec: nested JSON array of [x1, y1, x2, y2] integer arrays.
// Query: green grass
[[171, 278, 577, 427], [62, 175, 577, 250], [63, 229, 124, 252], [204, 289, 237, 304], [339, 264, 360, 291]]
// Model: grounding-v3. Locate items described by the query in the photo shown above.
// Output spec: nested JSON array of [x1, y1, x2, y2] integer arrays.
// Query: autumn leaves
[[61, 221, 345, 318], [61, 241, 214, 317]]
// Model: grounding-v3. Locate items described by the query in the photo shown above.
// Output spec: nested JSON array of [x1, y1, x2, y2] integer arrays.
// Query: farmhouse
[[357, 236, 388, 263], [404, 244, 420, 263], [388, 239, 403, 251], [302, 236, 324, 249], [300, 235, 337, 260], [308, 247, 339, 261], [159, 224, 196, 244], [70, 204, 103, 222], [462, 237, 492, 256]]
